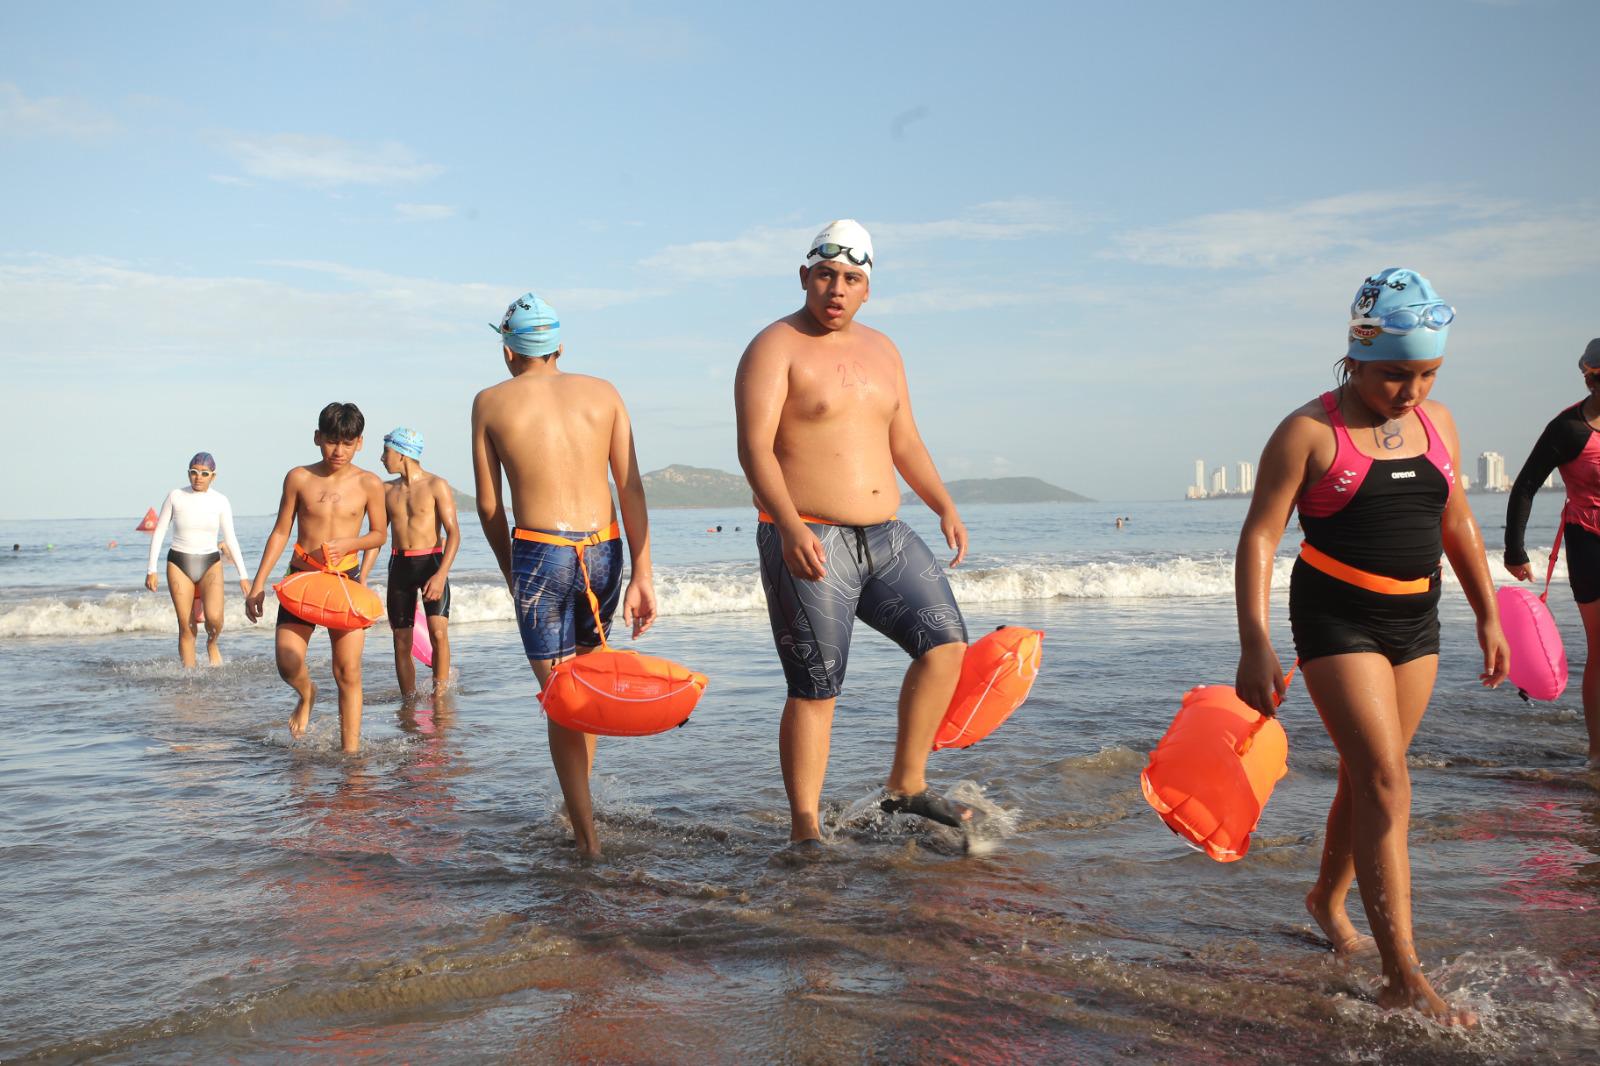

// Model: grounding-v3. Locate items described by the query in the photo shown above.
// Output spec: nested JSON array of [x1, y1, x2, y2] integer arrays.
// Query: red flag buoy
[[136, 507, 158, 532]]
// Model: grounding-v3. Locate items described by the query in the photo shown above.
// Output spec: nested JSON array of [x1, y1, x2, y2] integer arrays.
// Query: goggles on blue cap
[[1347, 268, 1451, 362], [1350, 303, 1455, 336]]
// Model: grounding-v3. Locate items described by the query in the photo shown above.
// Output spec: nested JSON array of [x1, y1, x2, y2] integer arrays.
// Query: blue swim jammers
[[511, 526, 622, 661], [757, 517, 968, 700]]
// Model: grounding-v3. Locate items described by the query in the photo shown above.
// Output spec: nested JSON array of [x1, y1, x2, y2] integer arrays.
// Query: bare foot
[[288, 683, 316, 738], [1306, 892, 1374, 956], [207, 643, 223, 667], [1377, 975, 1478, 1027]]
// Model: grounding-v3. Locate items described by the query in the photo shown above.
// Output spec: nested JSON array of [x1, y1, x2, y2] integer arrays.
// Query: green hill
[[901, 477, 1092, 505], [641, 465, 753, 508]]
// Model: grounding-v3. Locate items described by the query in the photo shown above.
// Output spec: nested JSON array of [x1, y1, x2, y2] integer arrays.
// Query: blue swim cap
[[383, 427, 424, 460], [188, 452, 215, 471], [1347, 267, 1451, 362], [490, 292, 561, 358]]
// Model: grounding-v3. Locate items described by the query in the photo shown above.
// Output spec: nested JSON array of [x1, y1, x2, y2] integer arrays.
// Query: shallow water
[[3, 502, 1598, 1062]]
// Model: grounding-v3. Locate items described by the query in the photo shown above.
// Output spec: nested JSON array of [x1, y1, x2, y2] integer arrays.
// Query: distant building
[[1478, 452, 1507, 492], [1237, 461, 1254, 494], [1460, 472, 1472, 491], [1193, 459, 1207, 498], [1211, 466, 1227, 496], [1545, 470, 1561, 490]]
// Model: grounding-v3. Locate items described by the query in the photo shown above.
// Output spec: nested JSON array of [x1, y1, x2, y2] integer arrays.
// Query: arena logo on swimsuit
[[1392, 470, 1417, 479]]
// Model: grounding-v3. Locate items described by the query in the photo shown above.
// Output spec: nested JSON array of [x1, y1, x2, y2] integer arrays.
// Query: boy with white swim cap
[[471, 292, 658, 859], [735, 219, 974, 847]]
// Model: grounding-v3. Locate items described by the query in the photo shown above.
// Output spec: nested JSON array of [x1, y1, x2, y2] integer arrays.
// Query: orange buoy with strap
[[273, 544, 384, 631], [1139, 664, 1294, 862], [932, 626, 1044, 750], [519, 524, 708, 736]]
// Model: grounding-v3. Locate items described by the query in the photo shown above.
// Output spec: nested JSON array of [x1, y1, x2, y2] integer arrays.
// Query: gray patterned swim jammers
[[756, 518, 967, 700]]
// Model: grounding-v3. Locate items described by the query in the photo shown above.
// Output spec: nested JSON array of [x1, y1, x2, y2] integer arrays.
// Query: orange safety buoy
[[932, 626, 1044, 751], [540, 651, 708, 736], [1139, 671, 1292, 862], [273, 544, 383, 631], [516, 524, 708, 736]]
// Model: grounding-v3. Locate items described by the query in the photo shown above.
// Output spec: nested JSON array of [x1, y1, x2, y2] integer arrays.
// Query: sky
[[2, 0, 1598, 519]]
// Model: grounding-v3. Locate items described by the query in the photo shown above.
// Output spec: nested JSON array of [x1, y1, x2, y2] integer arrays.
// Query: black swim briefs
[[1289, 557, 1441, 666], [387, 550, 451, 628]]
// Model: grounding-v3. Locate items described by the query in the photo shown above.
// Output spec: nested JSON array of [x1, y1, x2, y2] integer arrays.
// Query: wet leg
[[533, 653, 600, 858], [198, 563, 224, 665], [275, 621, 316, 737], [392, 627, 417, 699], [1304, 653, 1473, 1025], [886, 641, 967, 796], [1306, 655, 1435, 955], [167, 562, 198, 668], [1577, 600, 1600, 765], [780, 695, 835, 843], [329, 627, 366, 754], [428, 615, 450, 689]]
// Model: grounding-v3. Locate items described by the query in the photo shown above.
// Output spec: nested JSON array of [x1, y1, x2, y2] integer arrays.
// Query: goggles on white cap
[[807, 242, 873, 269]]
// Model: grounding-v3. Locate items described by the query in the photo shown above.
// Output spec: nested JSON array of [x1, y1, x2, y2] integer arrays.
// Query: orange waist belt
[[1298, 541, 1432, 595], [756, 511, 896, 526], [514, 522, 622, 645], [292, 542, 358, 574], [396, 545, 443, 558]]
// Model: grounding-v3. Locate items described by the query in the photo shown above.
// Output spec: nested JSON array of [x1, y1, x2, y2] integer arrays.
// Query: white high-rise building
[[1478, 452, 1507, 492], [1237, 461, 1254, 494], [1193, 459, 1207, 498], [1211, 466, 1227, 496]]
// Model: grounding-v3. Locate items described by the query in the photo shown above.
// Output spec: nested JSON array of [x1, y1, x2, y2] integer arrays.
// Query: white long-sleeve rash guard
[[146, 487, 248, 579]]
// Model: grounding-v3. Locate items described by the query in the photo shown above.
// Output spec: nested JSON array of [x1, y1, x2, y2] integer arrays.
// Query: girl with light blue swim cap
[[1231, 266, 1508, 1027], [1346, 267, 1454, 363]]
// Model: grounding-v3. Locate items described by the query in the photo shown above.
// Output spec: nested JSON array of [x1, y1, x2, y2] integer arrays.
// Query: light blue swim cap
[[1347, 267, 1451, 362], [188, 451, 215, 471], [383, 427, 424, 460], [490, 292, 561, 358]]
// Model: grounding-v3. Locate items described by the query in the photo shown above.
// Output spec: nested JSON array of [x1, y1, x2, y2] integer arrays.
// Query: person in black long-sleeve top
[[1504, 338, 1600, 766]]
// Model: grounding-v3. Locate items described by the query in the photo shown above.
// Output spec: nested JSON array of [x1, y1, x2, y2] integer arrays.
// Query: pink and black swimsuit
[[1505, 401, 1600, 604], [1290, 391, 1455, 664]]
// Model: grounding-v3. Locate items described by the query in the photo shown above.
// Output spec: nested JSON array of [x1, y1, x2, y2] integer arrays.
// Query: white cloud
[[224, 133, 443, 187], [0, 82, 118, 139], [640, 199, 1078, 280], [395, 202, 457, 222], [0, 255, 658, 371], [1101, 189, 1596, 279]]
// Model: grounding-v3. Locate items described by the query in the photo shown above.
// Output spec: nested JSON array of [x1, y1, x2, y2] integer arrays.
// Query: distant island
[[641, 465, 754, 508], [902, 476, 1092, 505], [454, 468, 1090, 511]]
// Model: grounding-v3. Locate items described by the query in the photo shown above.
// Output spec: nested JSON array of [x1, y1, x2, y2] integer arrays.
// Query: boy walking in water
[[380, 426, 460, 696], [735, 220, 972, 846], [470, 292, 657, 858], [246, 402, 388, 753]]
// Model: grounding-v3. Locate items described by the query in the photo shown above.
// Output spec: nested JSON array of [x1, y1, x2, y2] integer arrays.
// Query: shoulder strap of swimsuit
[[1410, 403, 1457, 496], [1319, 391, 1357, 448]]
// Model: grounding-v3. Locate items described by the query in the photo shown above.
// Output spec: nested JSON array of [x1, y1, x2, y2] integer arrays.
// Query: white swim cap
[[804, 219, 874, 277]]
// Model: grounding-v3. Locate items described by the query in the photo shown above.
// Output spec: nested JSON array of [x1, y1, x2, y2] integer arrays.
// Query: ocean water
[[2, 500, 1597, 1063]]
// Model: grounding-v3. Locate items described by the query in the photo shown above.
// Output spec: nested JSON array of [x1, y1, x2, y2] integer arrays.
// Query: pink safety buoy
[[410, 604, 434, 668], [1498, 585, 1567, 701]]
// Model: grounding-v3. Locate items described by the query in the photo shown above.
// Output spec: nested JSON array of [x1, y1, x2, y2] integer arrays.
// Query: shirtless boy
[[380, 426, 460, 696], [735, 219, 972, 845], [246, 402, 388, 753], [470, 292, 658, 858]]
